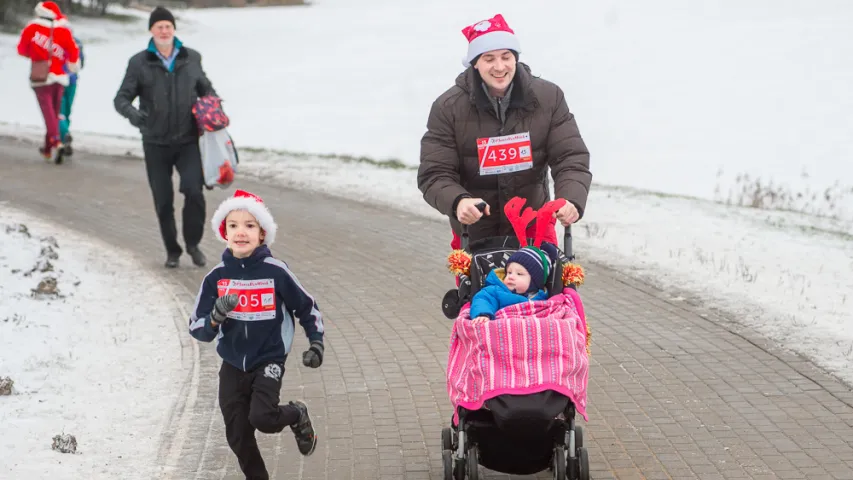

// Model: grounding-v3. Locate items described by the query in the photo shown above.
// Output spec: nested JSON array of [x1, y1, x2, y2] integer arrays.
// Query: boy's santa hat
[[34, 1, 63, 20], [211, 189, 278, 246], [461, 13, 521, 67]]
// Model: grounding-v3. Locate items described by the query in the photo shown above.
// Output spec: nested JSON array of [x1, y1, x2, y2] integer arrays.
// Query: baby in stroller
[[441, 197, 591, 480], [469, 242, 560, 325]]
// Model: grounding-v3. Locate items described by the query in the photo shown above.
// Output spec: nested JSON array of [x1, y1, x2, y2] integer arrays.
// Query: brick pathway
[[2, 138, 853, 480]]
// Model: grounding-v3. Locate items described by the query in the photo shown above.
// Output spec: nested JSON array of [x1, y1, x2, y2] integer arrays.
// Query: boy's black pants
[[219, 359, 301, 480], [142, 141, 206, 256]]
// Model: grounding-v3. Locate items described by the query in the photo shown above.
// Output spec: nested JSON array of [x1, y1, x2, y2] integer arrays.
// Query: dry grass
[[716, 171, 853, 220]]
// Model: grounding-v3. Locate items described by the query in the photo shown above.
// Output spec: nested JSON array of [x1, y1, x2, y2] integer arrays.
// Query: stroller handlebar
[[460, 201, 574, 259], [459, 202, 487, 250], [563, 225, 573, 260]]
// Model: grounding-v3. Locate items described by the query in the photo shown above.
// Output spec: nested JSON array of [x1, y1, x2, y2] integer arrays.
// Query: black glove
[[130, 110, 148, 128], [302, 341, 324, 368], [211, 294, 239, 324]]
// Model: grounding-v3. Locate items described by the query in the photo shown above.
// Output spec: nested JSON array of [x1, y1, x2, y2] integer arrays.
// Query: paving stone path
[[2, 138, 853, 480]]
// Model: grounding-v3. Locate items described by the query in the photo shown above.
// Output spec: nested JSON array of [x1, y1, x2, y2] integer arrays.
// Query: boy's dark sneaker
[[186, 246, 206, 267], [289, 400, 317, 456]]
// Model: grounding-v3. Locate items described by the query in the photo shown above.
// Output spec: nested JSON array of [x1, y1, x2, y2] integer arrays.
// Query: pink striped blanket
[[446, 288, 589, 425]]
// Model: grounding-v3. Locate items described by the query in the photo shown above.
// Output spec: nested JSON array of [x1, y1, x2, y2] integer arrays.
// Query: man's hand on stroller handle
[[554, 201, 580, 227], [456, 199, 579, 226], [457, 198, 489, 225]]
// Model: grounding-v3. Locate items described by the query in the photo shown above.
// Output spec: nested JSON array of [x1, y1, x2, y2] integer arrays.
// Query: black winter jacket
[[113, 39, 216, 146]]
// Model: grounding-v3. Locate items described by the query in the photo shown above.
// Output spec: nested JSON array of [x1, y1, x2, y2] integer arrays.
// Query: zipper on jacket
[[168, 71, 177, 141]]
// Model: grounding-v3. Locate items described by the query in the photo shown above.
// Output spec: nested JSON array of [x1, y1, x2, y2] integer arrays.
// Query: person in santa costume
[[417, 13, 592, 250], [16, 1, 81, 160], [190, 189, 325, 478]]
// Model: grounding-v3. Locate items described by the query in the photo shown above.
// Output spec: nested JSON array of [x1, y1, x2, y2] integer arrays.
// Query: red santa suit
[[16, 1, 81, 153]]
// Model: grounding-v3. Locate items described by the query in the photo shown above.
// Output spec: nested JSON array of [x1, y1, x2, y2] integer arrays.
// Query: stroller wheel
[[575, 425, 584, 450], [577, 447, 590, 480], [442, 450, 453, 480], [442, 289, 461, 319], [466, 445, 479, 480], [441, 427, 453, 451], [552, 446, 566, 480]]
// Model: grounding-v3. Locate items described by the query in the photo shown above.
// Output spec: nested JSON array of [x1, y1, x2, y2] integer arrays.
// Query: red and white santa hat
[[461, 13, 521, 67], [211, 189, 278, 246], [34, 1, 63, 20]]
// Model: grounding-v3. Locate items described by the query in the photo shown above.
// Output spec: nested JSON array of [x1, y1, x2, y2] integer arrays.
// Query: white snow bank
[[0, 204, 184, 479]]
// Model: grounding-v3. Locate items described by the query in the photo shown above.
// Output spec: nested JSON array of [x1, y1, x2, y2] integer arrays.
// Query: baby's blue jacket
[[469, 270, 548, 320]]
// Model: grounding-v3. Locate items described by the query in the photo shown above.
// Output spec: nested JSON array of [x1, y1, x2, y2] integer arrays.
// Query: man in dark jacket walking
[[114, 7, 216, 268]]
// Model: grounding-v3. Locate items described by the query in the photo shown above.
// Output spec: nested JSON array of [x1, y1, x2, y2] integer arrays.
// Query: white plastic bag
[[199, 129, 239, 189]]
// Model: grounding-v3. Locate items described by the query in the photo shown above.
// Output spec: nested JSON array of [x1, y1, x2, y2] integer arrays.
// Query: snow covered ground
[[0, 0, 850, 404], [2, 0, 851, 216], [0, 206, 184, 479]]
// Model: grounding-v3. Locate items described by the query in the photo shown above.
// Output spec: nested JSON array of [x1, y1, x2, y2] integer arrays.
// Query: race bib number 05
[[216, 278, 277, 321], [477, 132, 533, 176]]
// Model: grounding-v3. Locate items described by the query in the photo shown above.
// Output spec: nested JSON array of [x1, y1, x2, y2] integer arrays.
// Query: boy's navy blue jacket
[[189, 245, 324, 371]]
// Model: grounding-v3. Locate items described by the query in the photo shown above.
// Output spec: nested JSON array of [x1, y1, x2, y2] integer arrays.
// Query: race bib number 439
[[216, 278, 277, 321], [477, 132, 533, 176]]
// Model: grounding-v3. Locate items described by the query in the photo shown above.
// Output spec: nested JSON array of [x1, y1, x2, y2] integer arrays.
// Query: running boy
[[189, 189, 325, 479]]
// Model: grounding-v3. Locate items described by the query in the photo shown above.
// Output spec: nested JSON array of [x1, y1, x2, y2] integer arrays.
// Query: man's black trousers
[[219, 360, 301, 480], [142, 142, 206, 256]]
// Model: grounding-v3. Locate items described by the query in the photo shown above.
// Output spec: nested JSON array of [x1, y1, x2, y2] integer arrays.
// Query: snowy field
[[0, 206, 184, 479], [1, 0, 851, 217], [0, 0, 850, 394]]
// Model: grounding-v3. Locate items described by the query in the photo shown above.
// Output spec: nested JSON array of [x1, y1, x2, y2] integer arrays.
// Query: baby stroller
[[440, 200, 591, 480]]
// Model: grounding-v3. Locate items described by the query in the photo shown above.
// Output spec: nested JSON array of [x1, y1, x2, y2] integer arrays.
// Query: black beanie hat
[[149, 6, 175, 30]]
